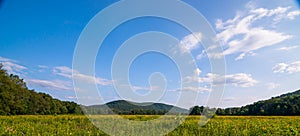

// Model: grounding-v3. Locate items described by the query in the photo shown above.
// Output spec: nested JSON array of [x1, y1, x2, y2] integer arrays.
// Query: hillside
[[82, 100, 189, 115], [0, 64, 82, 115], [214, 90, 300, 115]]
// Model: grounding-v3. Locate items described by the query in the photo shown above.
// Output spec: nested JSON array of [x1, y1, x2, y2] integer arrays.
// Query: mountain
[[214, 90, 300, 115], [0, 64, 82, 115], [82, 100, 189, 115]]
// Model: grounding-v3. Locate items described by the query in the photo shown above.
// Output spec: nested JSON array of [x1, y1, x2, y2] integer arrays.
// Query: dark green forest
[[189, 90, 300, 116], [218, 89, 300, 115], [0, 64, 82, 115], [1, 63, 300, 116]]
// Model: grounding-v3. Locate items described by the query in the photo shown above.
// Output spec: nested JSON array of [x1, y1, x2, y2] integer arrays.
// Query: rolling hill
[[82, 100, 189, 115]]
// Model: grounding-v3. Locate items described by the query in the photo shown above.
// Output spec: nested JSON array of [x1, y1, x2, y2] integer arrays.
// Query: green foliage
[[0, 63, 82, 115], [189, 106, 204, 115], [215, 90, 300, 116]]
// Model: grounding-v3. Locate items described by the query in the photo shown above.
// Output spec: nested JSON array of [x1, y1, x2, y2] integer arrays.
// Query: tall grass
[[0, 115, 299, 135]]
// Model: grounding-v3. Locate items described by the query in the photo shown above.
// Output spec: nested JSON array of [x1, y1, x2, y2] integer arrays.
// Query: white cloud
[[176, 71, 257, 91], [119, 84, 159, 92], [222, 97, 235, 102], [287, 10, 300, 20], [273, 61, 300, 74], [276, 45, 299, 51], [194, 68, 202, 76], [224, 28, 291, 55], [272, 63, 288, 73], [179, 32, 202, 53], [203, 73, 258, 87], [65, 96, 77, 99], [131, 86, 151, 91], [213, 5, 298, 60], [26, 79, 72, 91], [53, 66, 113, 86], [267, 82, 280, 90], [235, 53, 246, 61], [37, 65, 49, 72], [38, 65, 49, 69], [73, 72, 113, 86], [0, 56, 27, 74], [167, 85, 210, 93], [250, 6, 291, 23], [184, 68, 258, 88], [226, 73, 258, 87], [183, 68, 202, 83], [197, 50, 224, 60], [179, 86, 210, 92], [53, 66, 72, 78], [1, 61, 27, 74]]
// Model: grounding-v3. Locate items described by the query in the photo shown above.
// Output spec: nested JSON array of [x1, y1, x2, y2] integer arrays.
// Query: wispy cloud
[[287, 10, 300, 20], [235, 51, 256, 61], [21, 65, 114, 92], [53, 66, 113, 86], [273, 61, 300, 74], [221, 97, 235, 102], [26, 79, 72, 91], [178, 86, 210, 93], [132, 85, 158, 91], [166, 85, 210, 93], [38, 65, 49, 69], [178, 32, 202, 53], [65, 95, 77, 99], [37, 65, 50, 72], [184, 68, 258, 88], [53, 66, 72, 78], [0, 56, 27, 75], [119, 84, 160, 92], [73, 72, 113, 86], [275, 45, 299, 51], [266, 82, 280, 90], [0, 56, 72, 91], [182, 68, 202, 83], [205, 73, 258, 87], [211, 5, 299, 60]]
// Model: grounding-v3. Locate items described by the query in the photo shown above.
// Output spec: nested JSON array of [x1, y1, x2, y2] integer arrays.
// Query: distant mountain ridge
[[82, 100, 189, 115]]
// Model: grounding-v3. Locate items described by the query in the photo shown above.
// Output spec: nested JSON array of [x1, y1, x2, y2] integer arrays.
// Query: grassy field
[[0, 115, 299, 136]]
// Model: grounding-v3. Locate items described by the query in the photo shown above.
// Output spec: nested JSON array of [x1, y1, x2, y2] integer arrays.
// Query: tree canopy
[[0, 64, 82, 115], [189, 89, 300, 116]]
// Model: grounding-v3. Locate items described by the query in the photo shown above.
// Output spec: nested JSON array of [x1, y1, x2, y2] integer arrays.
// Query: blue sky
[[0, 0, 300, 108]]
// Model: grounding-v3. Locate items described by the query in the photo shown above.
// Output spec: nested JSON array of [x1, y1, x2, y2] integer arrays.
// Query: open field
[[0, 115, 299, 136]]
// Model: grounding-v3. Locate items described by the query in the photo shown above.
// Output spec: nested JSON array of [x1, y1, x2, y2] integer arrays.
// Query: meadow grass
[[0, 115, 299, 135]]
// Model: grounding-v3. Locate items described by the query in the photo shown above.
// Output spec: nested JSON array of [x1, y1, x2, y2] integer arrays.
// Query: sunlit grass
[[0, 115, 299, 135]]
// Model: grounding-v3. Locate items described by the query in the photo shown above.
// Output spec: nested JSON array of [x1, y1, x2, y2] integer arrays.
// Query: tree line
[[189, 89, 300, 116], [0, 64, 82, 115]]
